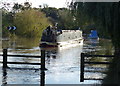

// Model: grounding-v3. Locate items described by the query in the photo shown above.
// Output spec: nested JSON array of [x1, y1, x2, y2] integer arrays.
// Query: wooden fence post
[[2, 68, 7, 84], [41, 50, 45, 70], [3, 49, 8, 68], [40, 70, 45, 86], [80, 53, 85, 82]]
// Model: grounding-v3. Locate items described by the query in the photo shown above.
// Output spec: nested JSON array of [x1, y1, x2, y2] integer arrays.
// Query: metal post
[[3, 49, 8, 68], [80, 53, 84, 82], [41, 50, 45, 70]]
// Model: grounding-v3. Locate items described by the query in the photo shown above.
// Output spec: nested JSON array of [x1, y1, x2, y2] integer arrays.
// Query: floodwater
[[0, 37, 114, 85]]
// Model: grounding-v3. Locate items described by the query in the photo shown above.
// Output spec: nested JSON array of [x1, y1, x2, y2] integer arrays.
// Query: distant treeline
[[2, 2, 81, 38], [2, 2, 117, 39]]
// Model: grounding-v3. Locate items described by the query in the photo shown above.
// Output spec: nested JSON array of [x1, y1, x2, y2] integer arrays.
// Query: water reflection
[[2, 68, 7, 85], [82, 39, 114, 84], [44, 45, 85, 84], [2, 37, 40, 49], [0, 37, 115, 85], [1, 68, 46, 86], [102, 57, 120, 85], [40, 70, 45, 86], [44, 45, 83, 66]]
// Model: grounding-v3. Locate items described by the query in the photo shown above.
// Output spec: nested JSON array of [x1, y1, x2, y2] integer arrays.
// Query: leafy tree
[[23, 2, 32, 10], [14, 9, 51, 38], [73, 2, 120, 84], [41, 6, 79, 30], [12, 3, 23, 13], [12, 2, 32, 12], [41, 7, 59, 21], [73, 2, 119, 46], [2, 11, 14, 37], [58, 9, 77, 29]]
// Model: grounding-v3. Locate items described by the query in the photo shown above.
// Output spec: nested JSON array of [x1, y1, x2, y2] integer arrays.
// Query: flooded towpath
[[0, 38, 113, 85]]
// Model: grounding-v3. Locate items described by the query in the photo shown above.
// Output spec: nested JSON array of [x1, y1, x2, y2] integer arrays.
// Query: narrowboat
[[40, 27, 83, 48]]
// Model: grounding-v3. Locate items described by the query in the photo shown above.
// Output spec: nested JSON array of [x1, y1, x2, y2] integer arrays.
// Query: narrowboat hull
[[40, 28, 83, 48]]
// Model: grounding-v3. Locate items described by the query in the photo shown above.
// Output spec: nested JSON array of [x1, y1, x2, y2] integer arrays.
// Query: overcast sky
[[0, 0, 72, 8]]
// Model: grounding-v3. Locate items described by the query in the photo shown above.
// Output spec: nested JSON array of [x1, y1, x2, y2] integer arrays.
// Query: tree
[[73, 2, 119, 46], [2, 11, 14, 37], [23, 2, 32, 10], [14, 9, 51, 38], [58, 8, 77, 29], [73, 2, 120, 84], [12, 2, 32, 13], [12, 3, 23, 13], [41, 7, 59, 21], [41, 6, 79, 30]]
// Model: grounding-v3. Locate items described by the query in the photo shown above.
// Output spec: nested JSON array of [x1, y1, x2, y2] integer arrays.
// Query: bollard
[[3, 49, 8, 68], [80, 53, 85, 82], [41, 50, 45, 70]]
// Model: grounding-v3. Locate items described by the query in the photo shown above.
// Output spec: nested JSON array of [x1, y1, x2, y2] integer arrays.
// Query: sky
[[1, 0, 119, 10], [0, 0, 72, 8]]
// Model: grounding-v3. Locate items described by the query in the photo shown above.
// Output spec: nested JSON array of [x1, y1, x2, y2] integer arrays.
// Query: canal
[[0, 37, 114, 85]]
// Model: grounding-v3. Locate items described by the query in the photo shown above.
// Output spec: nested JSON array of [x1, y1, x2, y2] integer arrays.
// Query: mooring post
[[3, 49, 8, 68], [41, 50, 45, 70], [80, 53, 85, 82]]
